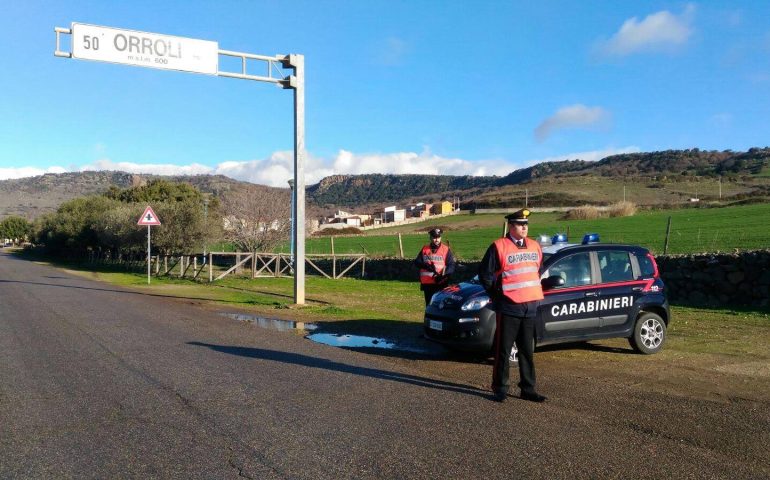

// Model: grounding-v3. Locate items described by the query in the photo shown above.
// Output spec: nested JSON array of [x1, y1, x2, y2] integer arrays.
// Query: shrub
[[607, 201, 637, 217], [313, 227, 362, 236], [564, 205, 602, 220]]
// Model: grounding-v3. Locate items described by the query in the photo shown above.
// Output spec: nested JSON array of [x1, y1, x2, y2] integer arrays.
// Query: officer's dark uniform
[[413, 228, 456, 306], [479, 209, 547, 403]]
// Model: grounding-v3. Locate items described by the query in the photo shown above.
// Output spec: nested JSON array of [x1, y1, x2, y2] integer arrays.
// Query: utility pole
[[288, 179, 295, 270]]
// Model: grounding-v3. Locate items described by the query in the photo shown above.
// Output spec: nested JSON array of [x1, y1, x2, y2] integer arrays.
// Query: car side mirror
[[541, 275, 565, 290]]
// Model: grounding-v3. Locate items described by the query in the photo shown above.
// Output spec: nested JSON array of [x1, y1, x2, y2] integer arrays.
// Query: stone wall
[[656, 250, 770, 309], [358, 251, 770, 309]]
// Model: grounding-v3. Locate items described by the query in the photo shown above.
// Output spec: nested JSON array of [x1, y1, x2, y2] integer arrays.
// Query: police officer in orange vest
[[414, 228, 456, 306], [479, 209, 547, 403]]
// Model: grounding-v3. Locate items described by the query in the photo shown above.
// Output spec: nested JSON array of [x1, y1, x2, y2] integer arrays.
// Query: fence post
[[193, 256, 198, 278], [209, 252, 213, 282], [664, 216, 672, 255], [331, 237, 336, 278], [398, 233, 404, 259], [501, 221, 508, 237]]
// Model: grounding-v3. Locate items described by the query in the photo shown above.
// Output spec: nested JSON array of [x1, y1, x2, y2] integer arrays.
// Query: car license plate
[[429, 320, 443, 331]]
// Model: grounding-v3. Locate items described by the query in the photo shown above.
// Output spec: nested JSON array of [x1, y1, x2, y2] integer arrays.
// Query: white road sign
[[137, 206, 161, 226], [71, 23, 218, 75]]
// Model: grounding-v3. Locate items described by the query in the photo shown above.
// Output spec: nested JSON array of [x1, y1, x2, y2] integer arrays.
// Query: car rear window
[[597, 250, 634, 283], [637, 253, 656, 278]]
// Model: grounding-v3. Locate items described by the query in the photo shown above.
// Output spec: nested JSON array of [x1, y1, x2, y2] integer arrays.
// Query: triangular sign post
[[137, 206, 161, 284], [137, 206, 161, 226]]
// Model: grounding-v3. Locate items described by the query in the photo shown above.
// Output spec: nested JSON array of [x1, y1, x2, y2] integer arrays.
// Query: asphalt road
[[1, 251, 768, 479]]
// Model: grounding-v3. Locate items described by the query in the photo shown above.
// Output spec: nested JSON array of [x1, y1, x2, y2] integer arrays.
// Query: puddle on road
[[221, 313, 318, 332], [220, 312, 444, 355], [307, 333, 399, 349]]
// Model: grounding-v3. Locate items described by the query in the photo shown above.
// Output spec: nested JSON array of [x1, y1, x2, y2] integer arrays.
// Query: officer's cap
[[505, 209, 531, 224], [429, 228, 442, 238]]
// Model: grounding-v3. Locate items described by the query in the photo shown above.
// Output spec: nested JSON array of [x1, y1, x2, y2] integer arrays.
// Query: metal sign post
[[55, 23, 307, 304], [137, 206, 161, 284]]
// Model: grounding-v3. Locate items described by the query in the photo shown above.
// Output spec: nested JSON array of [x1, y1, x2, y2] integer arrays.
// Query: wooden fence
[[145, 252, 366, 282]]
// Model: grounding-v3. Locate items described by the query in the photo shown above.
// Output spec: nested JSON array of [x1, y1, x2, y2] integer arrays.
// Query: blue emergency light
[[537, 234, 552, 246], [582, 233, 600, 244], [552, 233, 568, 244]]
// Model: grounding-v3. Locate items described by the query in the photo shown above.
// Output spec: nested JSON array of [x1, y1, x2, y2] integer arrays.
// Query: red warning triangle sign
[[137, 206, 161, 226]]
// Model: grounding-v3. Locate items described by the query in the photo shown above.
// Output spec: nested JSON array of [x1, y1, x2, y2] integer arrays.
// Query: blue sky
[[1, 1, 769, 187]]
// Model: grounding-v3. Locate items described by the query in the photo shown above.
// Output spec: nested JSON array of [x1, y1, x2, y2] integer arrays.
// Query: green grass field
[[302, 203, 770, 259]]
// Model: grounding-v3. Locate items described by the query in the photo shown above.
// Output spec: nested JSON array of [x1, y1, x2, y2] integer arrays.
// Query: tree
[[0, 216, 32, 243], [151, 199, 222, 255], [221, 185, 290, 252], [33, 196, 120, 252], [105, 179, 202, 204]]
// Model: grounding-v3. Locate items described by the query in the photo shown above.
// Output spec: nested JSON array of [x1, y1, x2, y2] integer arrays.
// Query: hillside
[[2, 148, 769, 220], [0, 171, 286, 220], [308, 148, 770, 209]]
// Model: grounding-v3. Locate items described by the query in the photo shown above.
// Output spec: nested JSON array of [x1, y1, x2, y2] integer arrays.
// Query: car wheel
[[629, 312, 666, 354]]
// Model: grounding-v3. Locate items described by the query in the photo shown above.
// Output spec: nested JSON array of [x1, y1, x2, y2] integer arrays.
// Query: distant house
[[430, 201, 453, 215], [344, 216, 362, 227], [407, 203, 431, 218], [324, 210, 371, 226], [383, 205, 406, 223]]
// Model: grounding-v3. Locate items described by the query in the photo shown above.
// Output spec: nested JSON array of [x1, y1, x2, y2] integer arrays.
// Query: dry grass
[[607, 201, 637, 217], [564, 202, 637, 220], [564, 205, 603, 220]]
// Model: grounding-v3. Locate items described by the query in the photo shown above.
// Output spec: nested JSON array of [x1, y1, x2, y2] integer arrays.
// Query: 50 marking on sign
[[82, 35, 101, 50]]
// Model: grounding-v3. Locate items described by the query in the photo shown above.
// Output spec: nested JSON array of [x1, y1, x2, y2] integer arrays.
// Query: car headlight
[[461, 295, 490, 311]]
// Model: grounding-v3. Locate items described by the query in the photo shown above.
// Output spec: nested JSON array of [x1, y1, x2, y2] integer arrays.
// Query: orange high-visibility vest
[[493, 236, 544, 303], [419, 243, 449, 285]]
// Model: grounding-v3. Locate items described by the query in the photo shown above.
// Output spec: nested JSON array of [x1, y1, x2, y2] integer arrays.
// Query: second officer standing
[[414, 228, 456, 306]]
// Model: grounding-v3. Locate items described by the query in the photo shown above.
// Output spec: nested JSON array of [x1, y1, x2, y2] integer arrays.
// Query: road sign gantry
[[54, 23, 307, 304]]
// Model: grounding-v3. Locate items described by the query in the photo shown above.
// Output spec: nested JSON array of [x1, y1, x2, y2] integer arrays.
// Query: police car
[[423, 234, 670, 355]]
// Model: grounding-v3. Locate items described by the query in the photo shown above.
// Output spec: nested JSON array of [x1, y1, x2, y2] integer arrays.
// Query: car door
[[594, 249, 642, 334], [539, 251, 603, 342]]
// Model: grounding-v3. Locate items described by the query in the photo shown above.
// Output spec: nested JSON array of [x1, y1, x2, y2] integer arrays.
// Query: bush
[[564, 205, 602, 220], [313, 227, 362, 236], [607, 201, 637, 217], [564, 202, 637, 220]]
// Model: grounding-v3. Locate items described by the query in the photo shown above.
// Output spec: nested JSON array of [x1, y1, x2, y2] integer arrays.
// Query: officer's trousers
[[421, 285, 442, 306], [492, 312, 536, 395]]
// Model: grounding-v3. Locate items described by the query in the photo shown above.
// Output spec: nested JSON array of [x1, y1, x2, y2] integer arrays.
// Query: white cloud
[[1, 146, 641, 186], [596, 4, 695, 57], [214, 151, 334, 187], [534, 104, 611, 142], [376, 37, 408, 66], [80, 159, 212, 176], [0, 166, 67, 180]]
